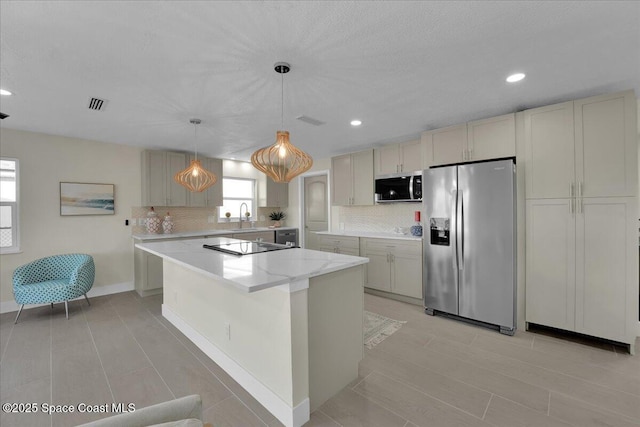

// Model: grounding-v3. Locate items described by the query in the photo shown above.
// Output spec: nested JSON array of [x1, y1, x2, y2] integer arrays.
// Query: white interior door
[[304, 174, 328, 249]]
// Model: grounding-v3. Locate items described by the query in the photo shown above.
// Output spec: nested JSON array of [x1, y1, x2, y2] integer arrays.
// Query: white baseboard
[[0, 281, 134, 314], [162, 304, 310, 427]]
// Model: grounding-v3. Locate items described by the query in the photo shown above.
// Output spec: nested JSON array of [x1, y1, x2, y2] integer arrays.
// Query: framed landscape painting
[[60, 182, 115, 216]]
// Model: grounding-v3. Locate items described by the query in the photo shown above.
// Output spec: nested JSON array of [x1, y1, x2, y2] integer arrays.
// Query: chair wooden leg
[[14, 305, 24, 324], [51, 303, 54, 310], [84, 294, 91, 306], [65, 301, 69, 320]]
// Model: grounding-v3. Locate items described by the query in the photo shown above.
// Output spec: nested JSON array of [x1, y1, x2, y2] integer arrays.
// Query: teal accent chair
[[12, 254, 95, 323]]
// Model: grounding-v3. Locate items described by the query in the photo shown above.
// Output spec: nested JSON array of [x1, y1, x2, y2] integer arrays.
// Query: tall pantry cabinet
[[524, 90, 638, 352]]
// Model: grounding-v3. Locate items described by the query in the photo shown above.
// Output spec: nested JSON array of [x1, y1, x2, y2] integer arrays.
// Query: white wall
[[0, 128, 142, 305]]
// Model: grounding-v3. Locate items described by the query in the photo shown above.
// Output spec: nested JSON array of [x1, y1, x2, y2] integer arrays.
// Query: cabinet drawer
[[360, 238, 421, 255], [317, 245, 359, 256], [316, 234, 360, 250]]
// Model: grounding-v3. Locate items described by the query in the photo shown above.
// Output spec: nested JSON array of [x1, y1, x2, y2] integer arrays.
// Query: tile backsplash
[[131, 206, 282, 234], [336, 203, 421, 233]]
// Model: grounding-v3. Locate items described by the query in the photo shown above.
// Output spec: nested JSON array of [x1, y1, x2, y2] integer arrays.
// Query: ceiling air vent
[[87, 97, 108, 111], [296, 115, 325, 126]]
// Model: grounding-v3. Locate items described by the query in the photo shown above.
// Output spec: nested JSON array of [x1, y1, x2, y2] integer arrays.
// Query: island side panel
[[308, 264, 365, 411], [162, 259, 305, 408]]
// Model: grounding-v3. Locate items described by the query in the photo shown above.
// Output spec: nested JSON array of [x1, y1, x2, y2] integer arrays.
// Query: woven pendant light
[[174, 119, 217, 192], [251, 62, 313, 183]]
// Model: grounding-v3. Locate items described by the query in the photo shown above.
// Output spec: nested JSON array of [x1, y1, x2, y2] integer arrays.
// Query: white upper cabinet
[[400, 139, 424, 173], [423, 124, 467, 166], [423, 114, 516, 167], [142, 150, 187, 207], [525, 90, 637, 199], [524, 102, 575, 199], [186, 156, 223, 207], [467, 113, 515, 161], [331, 153, 352, 206], [258, 177, 289, 208], [574, 90, 637, 198], [375, 145, 401, 176], [331, 149, 374, 206], [142, 150, 168, 206], [374, 139, 424, 175]]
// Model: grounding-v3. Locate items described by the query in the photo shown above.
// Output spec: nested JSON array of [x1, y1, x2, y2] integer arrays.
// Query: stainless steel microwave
[[375, 172, 422, 203]]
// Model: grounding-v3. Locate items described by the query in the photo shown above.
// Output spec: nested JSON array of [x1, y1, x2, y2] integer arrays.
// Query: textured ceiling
[[1, 1, 639, 161]]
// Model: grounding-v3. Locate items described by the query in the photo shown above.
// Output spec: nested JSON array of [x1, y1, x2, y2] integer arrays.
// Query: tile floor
[[1, 291, 639, 427]]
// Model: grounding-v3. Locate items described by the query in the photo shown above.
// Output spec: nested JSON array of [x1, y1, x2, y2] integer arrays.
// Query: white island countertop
[[135, 237, 368, 293]]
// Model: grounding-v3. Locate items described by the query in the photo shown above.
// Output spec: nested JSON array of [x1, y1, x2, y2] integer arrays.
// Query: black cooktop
[[203, 241, 295, 256]]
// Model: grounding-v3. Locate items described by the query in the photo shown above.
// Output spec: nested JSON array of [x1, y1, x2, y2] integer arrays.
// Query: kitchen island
[[135, 237, 369, 427]]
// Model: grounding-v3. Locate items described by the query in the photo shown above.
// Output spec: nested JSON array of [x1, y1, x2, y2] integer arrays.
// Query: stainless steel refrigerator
[[423, 158, 516, 335]]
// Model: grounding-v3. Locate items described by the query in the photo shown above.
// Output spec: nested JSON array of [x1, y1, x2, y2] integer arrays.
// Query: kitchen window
[[219, 178, 255, 221], [0, 158, 20, 253]]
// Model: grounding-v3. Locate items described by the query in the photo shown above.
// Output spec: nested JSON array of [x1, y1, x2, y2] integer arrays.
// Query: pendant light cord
[[281, 71, 284, 130], [194, 122, 198, 161]]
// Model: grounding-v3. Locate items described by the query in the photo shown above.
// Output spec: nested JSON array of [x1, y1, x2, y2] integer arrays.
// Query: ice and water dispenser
[[429, 217, 450, 246]]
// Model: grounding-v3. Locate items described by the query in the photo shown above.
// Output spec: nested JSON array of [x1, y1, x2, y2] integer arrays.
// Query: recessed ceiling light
[[350, 120, 362, 126], [0, 89, 12, 96], [506, 73, 526, 83]]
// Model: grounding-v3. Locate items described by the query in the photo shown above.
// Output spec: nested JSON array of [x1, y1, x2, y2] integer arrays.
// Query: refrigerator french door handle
[[457, 190, 464, 271], [451, 189, 458, 271]]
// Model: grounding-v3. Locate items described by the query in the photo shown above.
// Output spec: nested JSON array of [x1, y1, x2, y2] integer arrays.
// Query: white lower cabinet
[[362, 248, 391, 292], [360, 238, 423, 299], [525, 199, 576, 331], [134, 247, 165, 297], [526, 197, 637, 348]]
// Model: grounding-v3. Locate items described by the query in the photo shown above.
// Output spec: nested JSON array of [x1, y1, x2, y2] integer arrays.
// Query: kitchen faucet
[[239, 202, 248, 229]]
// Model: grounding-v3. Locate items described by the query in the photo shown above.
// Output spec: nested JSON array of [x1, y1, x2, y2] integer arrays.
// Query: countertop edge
[[132, 227, 298, 241]]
